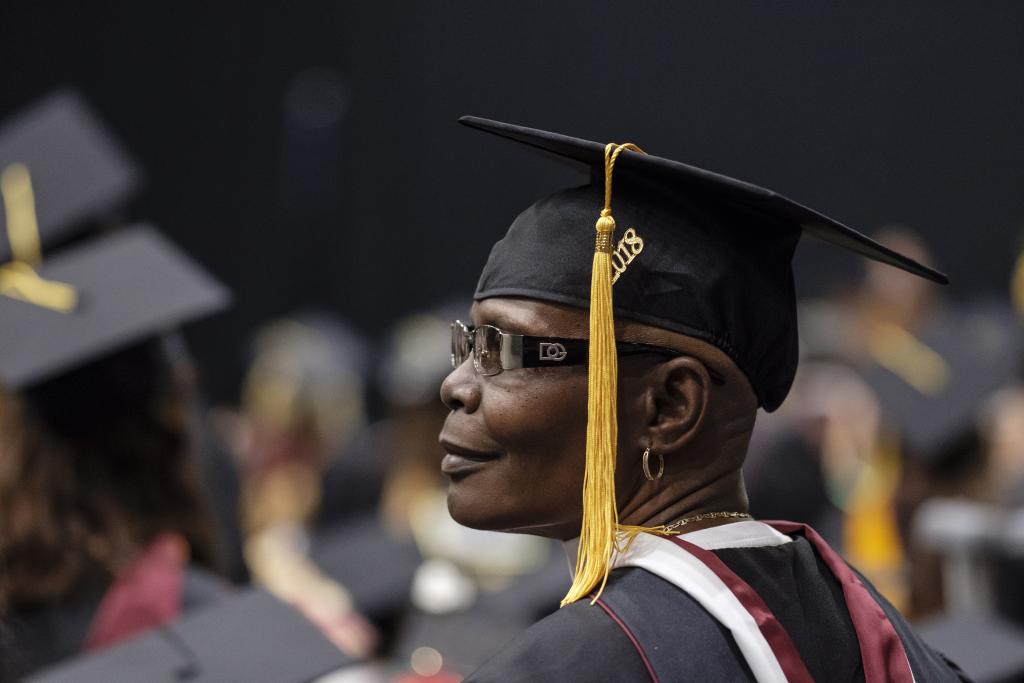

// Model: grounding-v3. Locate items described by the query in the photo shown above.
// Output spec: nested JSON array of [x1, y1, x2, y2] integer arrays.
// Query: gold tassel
[[0, 163, 78, 312], [562, 142, 643, 607], [1, 164, 42, 267]]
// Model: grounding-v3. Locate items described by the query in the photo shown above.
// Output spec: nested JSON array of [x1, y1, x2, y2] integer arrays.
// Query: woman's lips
[[440, 440, 502, 476]]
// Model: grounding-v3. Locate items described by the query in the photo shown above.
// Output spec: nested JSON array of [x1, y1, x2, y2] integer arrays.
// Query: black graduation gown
[[4, 566, 227, 678], [467, 529, 969, 683]]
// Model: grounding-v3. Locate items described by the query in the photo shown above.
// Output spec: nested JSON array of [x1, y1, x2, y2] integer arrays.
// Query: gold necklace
[[661, 511, 752, 535]]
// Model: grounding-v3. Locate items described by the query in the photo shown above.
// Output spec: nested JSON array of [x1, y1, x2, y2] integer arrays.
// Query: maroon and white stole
[[609, 520, 915, 683]]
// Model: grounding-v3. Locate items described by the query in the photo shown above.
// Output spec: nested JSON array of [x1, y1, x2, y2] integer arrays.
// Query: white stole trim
[[676, 519, 792, 550], [611, 528, 789, 683]]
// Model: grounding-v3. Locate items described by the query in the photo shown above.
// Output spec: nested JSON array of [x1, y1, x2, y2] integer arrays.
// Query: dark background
[[3, 1, 1023, 401]]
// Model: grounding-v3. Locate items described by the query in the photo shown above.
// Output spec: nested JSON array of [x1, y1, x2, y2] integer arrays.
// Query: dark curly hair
[[0, 337, 218, 604]]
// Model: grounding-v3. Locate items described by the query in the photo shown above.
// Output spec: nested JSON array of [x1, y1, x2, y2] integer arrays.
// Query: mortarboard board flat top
[[0, 90, 140, 262], [0, 225, 230, 390], [27, 589, 355, 683], [461, 117, 947, 410], [459, 116, 948, 285]]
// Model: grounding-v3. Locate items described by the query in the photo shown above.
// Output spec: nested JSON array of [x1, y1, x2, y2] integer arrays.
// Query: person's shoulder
[[466, 593, 651, 683], [852, 569, 972, 682], [467, 565, 755, 683]]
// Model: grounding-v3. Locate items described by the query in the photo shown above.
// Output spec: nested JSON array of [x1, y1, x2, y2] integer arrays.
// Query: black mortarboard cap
[[461, 117, 947, 411], [26, 589, 356, 683], [0, 89, 140, 262], [0, 225, 230, 390], [863, 304, 1022, 462]]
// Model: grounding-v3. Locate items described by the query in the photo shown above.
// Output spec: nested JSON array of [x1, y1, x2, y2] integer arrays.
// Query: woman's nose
[[440, 358, 482, 413]]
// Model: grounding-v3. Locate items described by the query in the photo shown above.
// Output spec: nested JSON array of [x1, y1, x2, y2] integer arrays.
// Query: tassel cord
[[561, 142, 645, 607]]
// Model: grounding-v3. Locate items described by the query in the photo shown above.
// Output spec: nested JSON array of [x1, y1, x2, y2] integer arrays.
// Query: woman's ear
[[646, 355, 711, 454]]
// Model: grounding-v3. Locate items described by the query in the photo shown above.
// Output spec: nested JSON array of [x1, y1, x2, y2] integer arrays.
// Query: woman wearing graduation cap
[[0, 116, 232, 674], [439, 118, 970, 682], [0, 225, 232, 677]]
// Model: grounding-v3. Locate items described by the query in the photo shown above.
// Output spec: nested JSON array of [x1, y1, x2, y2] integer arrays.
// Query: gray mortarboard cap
[[460, 117, 947, 411], [311, 514, 422, 623], [27, 589, 355, 683], [863, 304, 1023, 462], [918, 612, 1024, 683], [0, 89, 140, 262], [0, 225, 230, 390]]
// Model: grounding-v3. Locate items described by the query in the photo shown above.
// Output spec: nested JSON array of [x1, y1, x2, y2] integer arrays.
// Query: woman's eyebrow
[[475, 310, 526, 332]]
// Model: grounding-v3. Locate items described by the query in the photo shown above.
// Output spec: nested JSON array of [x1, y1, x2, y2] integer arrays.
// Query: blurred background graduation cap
[[0, 225, 230, 390], [0, 89, 140, 263], [0, 87, 185, 391], [863, 304, 1024, 466], [26, 589, 357, 683], [919, 612, 1024, 683]]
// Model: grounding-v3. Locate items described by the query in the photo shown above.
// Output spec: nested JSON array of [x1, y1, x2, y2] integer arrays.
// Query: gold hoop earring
[[642, 446, 664, 481]]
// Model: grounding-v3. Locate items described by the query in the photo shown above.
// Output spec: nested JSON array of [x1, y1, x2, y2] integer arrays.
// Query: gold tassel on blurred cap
[[0, 163, 78, 312]]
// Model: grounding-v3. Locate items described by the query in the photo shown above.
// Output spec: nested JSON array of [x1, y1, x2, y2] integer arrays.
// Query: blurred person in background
[[222, 314, 373, 536], [854, 241, 1024, 680], [844, 229, 941, 611], [985, 386, 1024, 629], [870, 300, 1022, 618], [751, 226, 1024, 621], [0, 216, 234, 678], [982, 386, 1024, 508], [0, 338, 230, 676], [745, 363, 879, 546], [980, 242, 1024, 631], [212, 313, 378, 658], [747, 227, 946, 612], [0, 90, 237, 676], [376, 305, 472, 537]]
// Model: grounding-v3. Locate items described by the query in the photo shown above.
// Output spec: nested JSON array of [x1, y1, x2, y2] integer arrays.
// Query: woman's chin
[[444, 485, 512, 531], [445, 487, 577, 539]]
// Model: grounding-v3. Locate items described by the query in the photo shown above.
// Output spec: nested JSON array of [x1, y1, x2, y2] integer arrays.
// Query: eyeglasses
[[450, 320, 725, 383]]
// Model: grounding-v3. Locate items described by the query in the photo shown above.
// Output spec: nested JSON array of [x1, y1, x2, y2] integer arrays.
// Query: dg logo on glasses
[[538, 342, 567, 361]]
